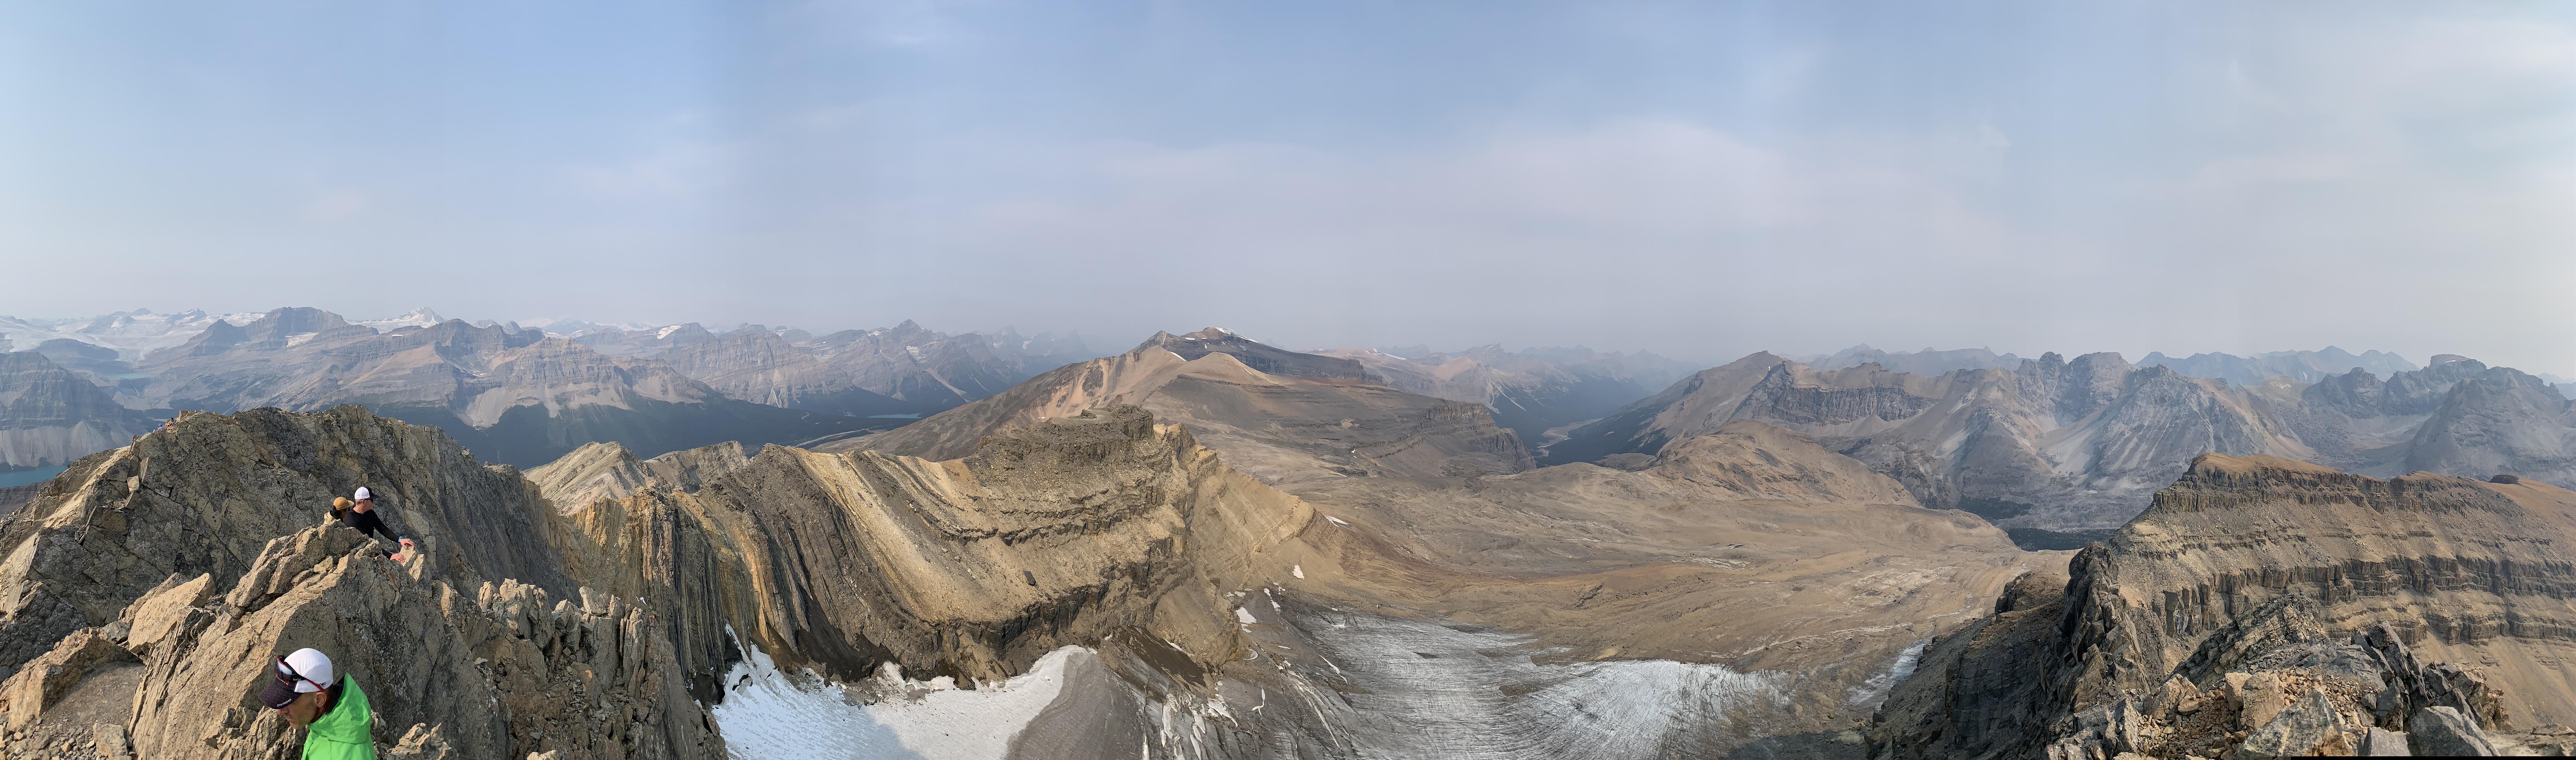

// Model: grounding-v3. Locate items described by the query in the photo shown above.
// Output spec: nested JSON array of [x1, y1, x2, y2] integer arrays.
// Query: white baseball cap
[[284, 647, 334, 691], [259, 648, 336, 708], [353, 487, 372, 501]]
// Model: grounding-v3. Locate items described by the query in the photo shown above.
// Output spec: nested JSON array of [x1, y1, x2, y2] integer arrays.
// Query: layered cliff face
[[540, 407, 1311, 698], [126, 309, 875, 466], [1868, 454, 2576, 758], [825, 329, 1533, 487], [0, 352, 159, 469], [1314, 344, 1687, 451]]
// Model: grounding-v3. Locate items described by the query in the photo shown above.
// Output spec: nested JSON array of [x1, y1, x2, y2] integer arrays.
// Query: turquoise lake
[[0, 466, 69, 488]]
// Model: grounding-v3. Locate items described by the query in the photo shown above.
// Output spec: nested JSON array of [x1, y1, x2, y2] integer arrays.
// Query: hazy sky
[[3, 1, 2570, 371]]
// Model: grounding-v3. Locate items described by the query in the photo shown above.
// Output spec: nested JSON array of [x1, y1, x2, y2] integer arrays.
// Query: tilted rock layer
[[1869, 453, 2576, 759]]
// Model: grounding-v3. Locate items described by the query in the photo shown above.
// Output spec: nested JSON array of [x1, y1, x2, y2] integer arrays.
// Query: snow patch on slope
[[712, 626, 1077, 760], [1296, 606, 1789, 759]]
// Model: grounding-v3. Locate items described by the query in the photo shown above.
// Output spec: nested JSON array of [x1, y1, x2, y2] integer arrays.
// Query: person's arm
[[359, 511, 394, 542]]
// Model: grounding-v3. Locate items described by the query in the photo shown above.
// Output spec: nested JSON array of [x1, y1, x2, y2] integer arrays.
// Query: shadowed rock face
[[0, 351, 160, 469], [1868, 453, 2576, 759]]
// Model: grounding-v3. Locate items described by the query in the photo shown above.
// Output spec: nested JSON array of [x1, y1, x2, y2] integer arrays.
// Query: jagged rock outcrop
[[117, 524, 720, 759], [0, 405, 719, 759], [823, 330, 1533, 487], [0, 406, 569, 683], [1867, 453, 2576, 759]]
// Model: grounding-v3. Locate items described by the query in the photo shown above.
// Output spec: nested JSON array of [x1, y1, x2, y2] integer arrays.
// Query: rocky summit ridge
[[1869, 452, 2576, 758]]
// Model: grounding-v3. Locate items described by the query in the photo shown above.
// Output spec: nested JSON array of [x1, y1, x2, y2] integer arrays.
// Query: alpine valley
[[1, 308, 2572, 759]]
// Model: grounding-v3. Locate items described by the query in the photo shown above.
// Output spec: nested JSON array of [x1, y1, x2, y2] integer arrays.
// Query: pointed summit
[[1134, 328, 1365, 380]]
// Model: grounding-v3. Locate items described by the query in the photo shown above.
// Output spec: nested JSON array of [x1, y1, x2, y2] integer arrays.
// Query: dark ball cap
[[257, 677, 301, 709]]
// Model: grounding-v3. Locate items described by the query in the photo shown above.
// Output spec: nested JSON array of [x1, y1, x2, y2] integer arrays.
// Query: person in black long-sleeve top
[[336, 487, 395, 544]]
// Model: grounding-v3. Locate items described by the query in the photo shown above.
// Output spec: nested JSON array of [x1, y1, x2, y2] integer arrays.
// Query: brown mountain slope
[[820, 329, 1534, 486]]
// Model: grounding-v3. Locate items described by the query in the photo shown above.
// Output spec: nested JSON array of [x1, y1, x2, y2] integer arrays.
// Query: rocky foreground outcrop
[[1868, 453, 2576, 758]]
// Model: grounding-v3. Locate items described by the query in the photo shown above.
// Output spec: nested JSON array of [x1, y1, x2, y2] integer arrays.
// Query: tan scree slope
[[822, 331, 1533, 486]]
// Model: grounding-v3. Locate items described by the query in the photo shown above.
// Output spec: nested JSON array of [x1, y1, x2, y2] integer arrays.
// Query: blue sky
[[3, 1, 2570, 371]]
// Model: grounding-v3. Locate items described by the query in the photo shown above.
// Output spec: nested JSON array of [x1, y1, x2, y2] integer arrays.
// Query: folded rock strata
[[1868, 453, 2576, 759], [825, 329, 1533, 487]]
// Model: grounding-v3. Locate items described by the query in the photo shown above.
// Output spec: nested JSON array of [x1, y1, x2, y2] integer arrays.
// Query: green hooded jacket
[[302, 675, 377, 760]]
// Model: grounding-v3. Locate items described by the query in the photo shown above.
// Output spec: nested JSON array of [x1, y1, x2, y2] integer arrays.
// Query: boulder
[[114, 572, 211, 656], [0, 628, 135, 730], [2410, 706, 2496, 756], [2361, 727, 2409, 756], [2235, 687, 2350, 758]]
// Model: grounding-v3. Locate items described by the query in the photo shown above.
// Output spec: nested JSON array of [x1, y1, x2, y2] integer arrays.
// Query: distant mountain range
[[1548, 348, 2576, 544], [9, 306, 2573, 527], [0, 307, 1093, 468], [1311, 344, 1695, 447]]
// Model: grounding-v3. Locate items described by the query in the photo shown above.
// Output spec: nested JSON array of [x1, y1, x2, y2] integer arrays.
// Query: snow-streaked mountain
[[351, 306, 445, 333], [0, 309, 262, 361]]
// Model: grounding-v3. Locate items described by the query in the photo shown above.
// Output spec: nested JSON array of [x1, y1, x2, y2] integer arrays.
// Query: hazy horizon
[[0, 302, 2525, 378], [5, 1, 2569, 373]]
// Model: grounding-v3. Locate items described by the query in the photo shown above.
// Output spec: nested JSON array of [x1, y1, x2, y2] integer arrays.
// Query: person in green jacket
[[257, 647, 377, 759]]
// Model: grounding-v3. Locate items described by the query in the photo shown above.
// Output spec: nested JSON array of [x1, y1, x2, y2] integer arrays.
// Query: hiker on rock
[[258, 647, 377, 759], [337, 487, 394, 544]]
